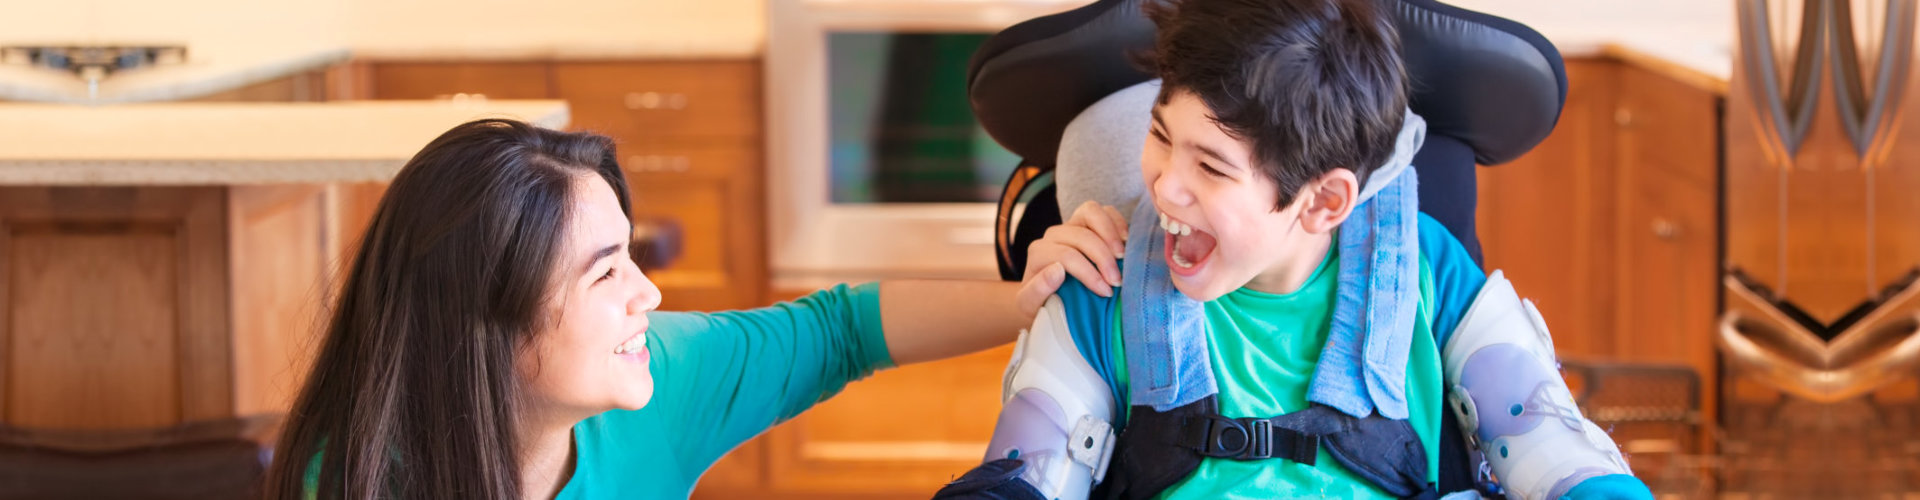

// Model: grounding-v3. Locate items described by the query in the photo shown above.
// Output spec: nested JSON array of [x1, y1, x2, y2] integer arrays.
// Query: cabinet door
[[1476, 59, 1619, 358], [1611, 64, 1721, 448], [0, 187, 233, 429], [369, 62, 554, 100]]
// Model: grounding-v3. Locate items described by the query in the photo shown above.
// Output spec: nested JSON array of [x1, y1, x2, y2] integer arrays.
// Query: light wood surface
[[0, 101, 570, 185]]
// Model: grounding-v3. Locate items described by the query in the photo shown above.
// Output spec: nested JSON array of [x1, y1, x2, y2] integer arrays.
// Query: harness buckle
[[1195, 415, 1318, 464]]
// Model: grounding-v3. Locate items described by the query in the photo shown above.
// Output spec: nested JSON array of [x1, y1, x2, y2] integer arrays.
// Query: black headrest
[[966, 0, 1567, 166]]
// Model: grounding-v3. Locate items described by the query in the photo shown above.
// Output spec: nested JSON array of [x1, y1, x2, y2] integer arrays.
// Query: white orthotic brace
[[1443, 270, 1634, 499], [983, 296, 1116, 500]]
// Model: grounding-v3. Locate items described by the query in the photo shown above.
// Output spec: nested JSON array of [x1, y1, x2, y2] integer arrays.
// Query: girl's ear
[[1297, 168, 1359, 235]]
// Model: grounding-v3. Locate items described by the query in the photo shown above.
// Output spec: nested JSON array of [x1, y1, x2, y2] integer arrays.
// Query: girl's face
[[521, 175, 661, 419]]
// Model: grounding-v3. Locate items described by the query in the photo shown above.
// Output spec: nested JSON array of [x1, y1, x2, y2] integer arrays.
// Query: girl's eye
[[1198, 162, 1229, 178], [596, 266, 616, 283]]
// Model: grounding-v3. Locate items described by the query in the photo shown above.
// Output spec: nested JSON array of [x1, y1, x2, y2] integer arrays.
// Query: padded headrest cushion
[[967, 0, 1566, 166]]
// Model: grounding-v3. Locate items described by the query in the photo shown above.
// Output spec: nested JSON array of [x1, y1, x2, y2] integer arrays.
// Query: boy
[[939, 0, 1651, 498]]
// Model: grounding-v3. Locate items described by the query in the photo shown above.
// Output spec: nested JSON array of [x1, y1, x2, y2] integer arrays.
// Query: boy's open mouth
[[1159, 212, 1217, 274]]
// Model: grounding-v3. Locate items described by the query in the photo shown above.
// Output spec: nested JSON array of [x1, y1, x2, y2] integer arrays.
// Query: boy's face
[[1141, 90, 1346, 301]]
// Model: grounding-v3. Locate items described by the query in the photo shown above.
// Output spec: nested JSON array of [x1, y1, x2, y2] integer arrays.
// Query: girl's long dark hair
[[262, 119, 631, 499]]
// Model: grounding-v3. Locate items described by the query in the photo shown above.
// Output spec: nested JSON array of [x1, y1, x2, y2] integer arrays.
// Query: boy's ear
[[1297, 168, 1359, 234]]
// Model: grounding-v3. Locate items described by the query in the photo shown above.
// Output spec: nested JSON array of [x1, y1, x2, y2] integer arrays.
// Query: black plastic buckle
[[1194, 415, 1319, 464]]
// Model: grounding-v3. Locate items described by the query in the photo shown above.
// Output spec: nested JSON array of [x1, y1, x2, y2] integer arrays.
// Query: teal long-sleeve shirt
[[305, 283, 893, 499], [558, 282, 892, 498]]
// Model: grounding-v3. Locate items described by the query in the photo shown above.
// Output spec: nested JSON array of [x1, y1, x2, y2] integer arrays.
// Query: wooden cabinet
[[357, 60, 766, 313], [1608, 63, 1720, 403], [1477, 58, 1723, 458], [0, 186, 333, 430]]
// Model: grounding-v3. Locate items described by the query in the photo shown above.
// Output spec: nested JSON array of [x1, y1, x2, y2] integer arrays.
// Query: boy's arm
[[1421, 215, 1649, 499]]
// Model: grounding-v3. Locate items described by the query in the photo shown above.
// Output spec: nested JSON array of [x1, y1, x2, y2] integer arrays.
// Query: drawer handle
[[627, 155, 692, 173], [625, 92, 689, 111]]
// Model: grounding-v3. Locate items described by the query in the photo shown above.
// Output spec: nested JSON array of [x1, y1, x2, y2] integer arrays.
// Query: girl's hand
[[1015, 201, 1129, 317]]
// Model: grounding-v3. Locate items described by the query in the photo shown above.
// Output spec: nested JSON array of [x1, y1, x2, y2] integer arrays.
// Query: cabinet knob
[[1615, 107, 1636, 127], [625, 92, 688, 110], [1651, 217, 1680, 240], [626, 155, 692, 173], [631, 217, 684, 272]]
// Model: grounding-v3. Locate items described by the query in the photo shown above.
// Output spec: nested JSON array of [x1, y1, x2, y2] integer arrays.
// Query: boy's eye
[[1149, 128, 1170, 145], [1198, 162, 1229, 178]]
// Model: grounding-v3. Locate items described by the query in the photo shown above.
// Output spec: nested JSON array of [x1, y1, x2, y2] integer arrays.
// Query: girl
[[263, 119, 1068, 499]]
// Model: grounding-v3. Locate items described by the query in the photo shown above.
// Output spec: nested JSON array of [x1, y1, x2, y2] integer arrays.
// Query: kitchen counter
[[0, 0, 1734, 102], [0, 100, 568, 185]]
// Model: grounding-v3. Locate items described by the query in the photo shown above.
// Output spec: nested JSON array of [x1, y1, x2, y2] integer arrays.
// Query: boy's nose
[[1152, 168, 1194, 206]]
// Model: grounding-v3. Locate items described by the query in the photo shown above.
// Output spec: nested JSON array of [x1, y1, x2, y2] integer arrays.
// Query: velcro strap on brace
[[1069, 416, 1117, 482]]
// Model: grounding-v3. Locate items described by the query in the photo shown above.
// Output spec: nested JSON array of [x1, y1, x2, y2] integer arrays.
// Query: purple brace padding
[[1456, 344, 1583, 441], [985, 389, 1074, 464]]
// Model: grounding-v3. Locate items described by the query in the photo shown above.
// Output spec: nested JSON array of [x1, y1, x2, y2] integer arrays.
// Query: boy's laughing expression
[[1141, 89, 1354, 302]]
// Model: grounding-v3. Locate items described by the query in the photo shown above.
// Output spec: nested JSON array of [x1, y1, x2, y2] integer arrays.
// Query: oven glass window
[[829, 31, 1020, 203]]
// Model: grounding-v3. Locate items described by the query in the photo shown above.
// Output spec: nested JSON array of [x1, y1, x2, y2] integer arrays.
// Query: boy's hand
[[1015, 201, 1129, 317]]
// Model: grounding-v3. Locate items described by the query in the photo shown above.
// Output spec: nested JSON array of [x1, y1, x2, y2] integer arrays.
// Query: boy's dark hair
[[1144, 0, 1408, 210]]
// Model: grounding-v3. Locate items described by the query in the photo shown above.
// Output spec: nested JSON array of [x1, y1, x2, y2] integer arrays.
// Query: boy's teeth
[[1159, 213, 1193, 236], [1171, 239, 1195, 267]]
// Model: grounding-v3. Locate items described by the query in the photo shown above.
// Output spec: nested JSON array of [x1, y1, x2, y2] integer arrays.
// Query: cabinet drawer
[[554, 61, 760, 142], [370, 62, 554, 100], [618, 144, 754, 181]]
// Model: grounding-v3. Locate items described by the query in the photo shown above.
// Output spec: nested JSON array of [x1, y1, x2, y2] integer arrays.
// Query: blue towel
[[1310, 167, 1421, 419], [1119, 198, 1217, 411]]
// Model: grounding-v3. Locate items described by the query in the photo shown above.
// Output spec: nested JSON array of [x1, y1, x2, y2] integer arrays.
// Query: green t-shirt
[[1111, 250, 1444, 499], [305, 283, 893, 499]]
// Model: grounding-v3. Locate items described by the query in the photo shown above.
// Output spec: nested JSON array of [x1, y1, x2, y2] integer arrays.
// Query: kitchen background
[[1, 0, 1913, 498]]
